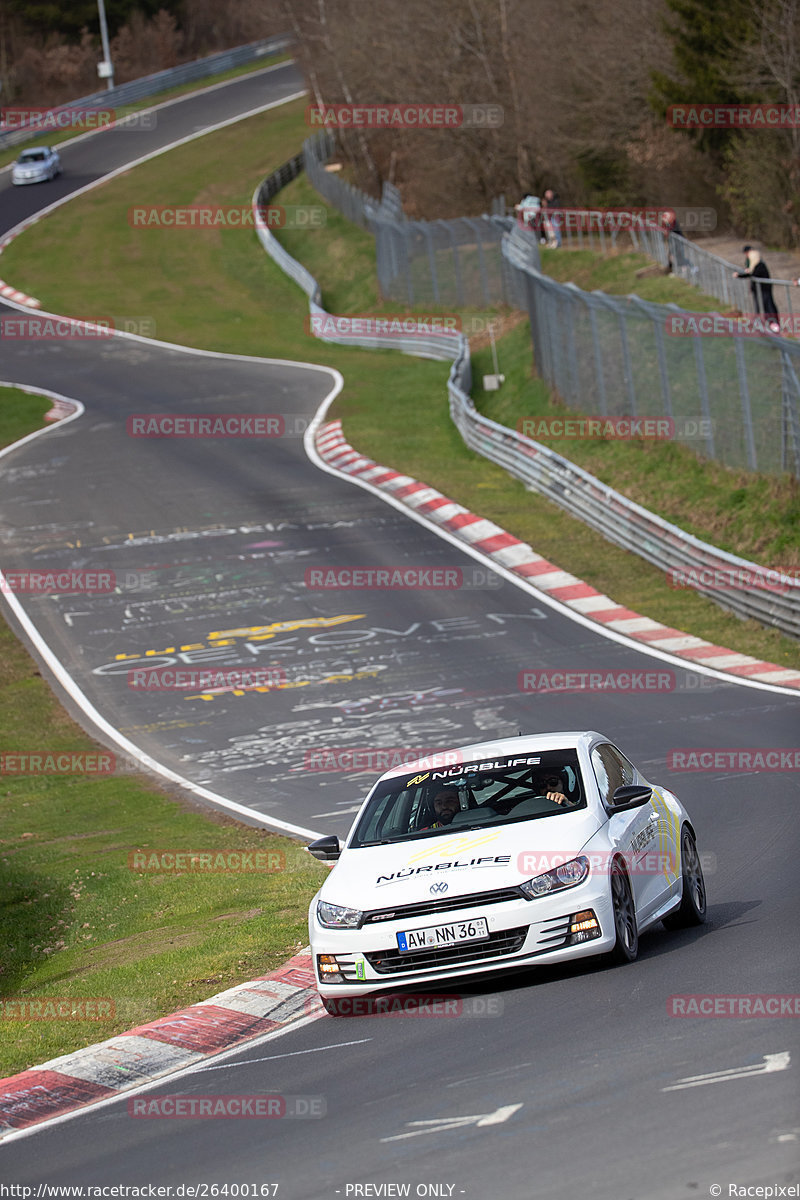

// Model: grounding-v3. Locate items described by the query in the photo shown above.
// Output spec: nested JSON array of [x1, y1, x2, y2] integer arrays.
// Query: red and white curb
[[316, 419, 800, 692], [0, 225, 42, 307], [0, 950, 321, 1138]]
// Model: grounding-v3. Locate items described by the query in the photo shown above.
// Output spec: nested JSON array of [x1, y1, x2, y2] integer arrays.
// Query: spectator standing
[[543, 188, 562, 248], [661, 209, 686, 275], [734, 246, 780, 333]]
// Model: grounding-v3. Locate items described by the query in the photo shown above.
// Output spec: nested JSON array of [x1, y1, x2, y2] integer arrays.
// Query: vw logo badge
[[430, 881, 448, 894]]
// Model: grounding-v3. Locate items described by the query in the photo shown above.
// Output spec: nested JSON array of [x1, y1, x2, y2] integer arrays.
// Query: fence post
[[692, 334, 716, 460], [733, 337, 758, 472]]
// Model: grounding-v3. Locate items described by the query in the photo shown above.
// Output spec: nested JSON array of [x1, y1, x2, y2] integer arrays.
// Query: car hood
[[320, 809, 605, 909]]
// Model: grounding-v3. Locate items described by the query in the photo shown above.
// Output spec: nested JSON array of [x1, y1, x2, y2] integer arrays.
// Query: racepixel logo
[[667, 749, 800, 771], [303, 748, 464, 772], [1, 569, 115, 594], [127, 849, 285, 873], [0, 997, 115, 1020], [127, 667, 286, 692], [127, 205, 325, 228], [308, 994, 504, 1017], [668, 994, 800, 1017], [518, 669, 676, 694], [128, 1095, 325, 1119], [0, 752, 115, 776], [307, 313, 460, 339], [305, 103, 503, 128], [126, 415, 285, 437]]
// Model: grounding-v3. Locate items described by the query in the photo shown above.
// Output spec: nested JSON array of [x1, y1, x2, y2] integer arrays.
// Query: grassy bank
[[0, 389, 327, 1078]]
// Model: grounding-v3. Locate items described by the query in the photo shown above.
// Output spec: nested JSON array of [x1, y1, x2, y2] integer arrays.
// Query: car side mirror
[[608, 784, 652, 812], [307, 835, 342, 861]]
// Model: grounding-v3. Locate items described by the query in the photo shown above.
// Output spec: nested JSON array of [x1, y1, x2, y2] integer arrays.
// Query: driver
[[422, 786, 461, 829], [533, 769, 573, 807]]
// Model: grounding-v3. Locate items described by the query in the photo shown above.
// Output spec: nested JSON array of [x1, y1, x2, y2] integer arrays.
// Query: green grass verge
[[0, 387, 328, 1078], [0, 51, 292, 172]]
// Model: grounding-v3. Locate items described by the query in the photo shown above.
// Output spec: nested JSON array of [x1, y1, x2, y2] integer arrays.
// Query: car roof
[[376, 731, 608, 783]]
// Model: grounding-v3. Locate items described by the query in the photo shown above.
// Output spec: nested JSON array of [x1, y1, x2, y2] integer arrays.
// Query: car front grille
[[365, 926, 528, 974], [361, 887, 524, 927]]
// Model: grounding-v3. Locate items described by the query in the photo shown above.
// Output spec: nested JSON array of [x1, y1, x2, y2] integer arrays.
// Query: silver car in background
[[12, 146, 61, 185]]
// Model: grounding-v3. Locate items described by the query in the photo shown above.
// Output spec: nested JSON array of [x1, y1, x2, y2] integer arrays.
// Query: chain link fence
[[303, 131, 514, 306], [504, 231, 800, 478], [302, 131, 800, 479]]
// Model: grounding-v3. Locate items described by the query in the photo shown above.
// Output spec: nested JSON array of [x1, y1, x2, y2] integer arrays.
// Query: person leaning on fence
[[514, 195, 543, 238], [734, 246, 780, 333], [661, 209, 687, 276]]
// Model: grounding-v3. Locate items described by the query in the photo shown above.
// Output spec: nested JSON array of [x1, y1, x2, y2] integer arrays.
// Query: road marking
[[662, 1051, 790, 1091], [380, 1103, 523, 1142], [189, 1037, 372, 1073]]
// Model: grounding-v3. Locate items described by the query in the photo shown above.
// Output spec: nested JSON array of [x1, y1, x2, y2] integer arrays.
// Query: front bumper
[[310, 882, 616, 997]]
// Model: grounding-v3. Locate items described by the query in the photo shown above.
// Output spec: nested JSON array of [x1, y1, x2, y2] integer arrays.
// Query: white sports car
[[308, 731, 706, 1011]]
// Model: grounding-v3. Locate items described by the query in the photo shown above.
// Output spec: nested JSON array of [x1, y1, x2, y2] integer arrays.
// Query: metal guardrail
[[254, 151, 800, 641], [0, 35, 290, 152]]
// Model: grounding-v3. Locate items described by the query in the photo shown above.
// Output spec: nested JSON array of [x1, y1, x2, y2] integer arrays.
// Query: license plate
[[397, 917, 490, 953]]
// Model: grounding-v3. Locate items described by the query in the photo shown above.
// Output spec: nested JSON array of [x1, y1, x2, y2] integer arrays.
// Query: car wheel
[[663, 828, 706, 929], [609, 861, 638, 964]]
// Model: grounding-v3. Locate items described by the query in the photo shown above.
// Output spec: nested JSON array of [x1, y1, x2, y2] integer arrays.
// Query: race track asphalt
[[0, 62, 798, 1197]]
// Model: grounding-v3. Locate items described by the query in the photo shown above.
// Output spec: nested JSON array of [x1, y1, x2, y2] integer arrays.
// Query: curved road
[[0, 62, 798, 1197]]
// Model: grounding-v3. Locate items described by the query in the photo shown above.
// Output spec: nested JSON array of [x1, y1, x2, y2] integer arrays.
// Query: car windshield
[[350, 749, 585, 847], [18, 150, 48, 162]]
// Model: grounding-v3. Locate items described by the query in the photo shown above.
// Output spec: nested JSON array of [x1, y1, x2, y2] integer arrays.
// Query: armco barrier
[[0, 35, 290, 153], [255, 153, 800, 642]]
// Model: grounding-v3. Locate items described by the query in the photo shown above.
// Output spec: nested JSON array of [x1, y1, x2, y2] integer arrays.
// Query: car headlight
[[316, 899, 364, 929], [520, 855, 590, 899]]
